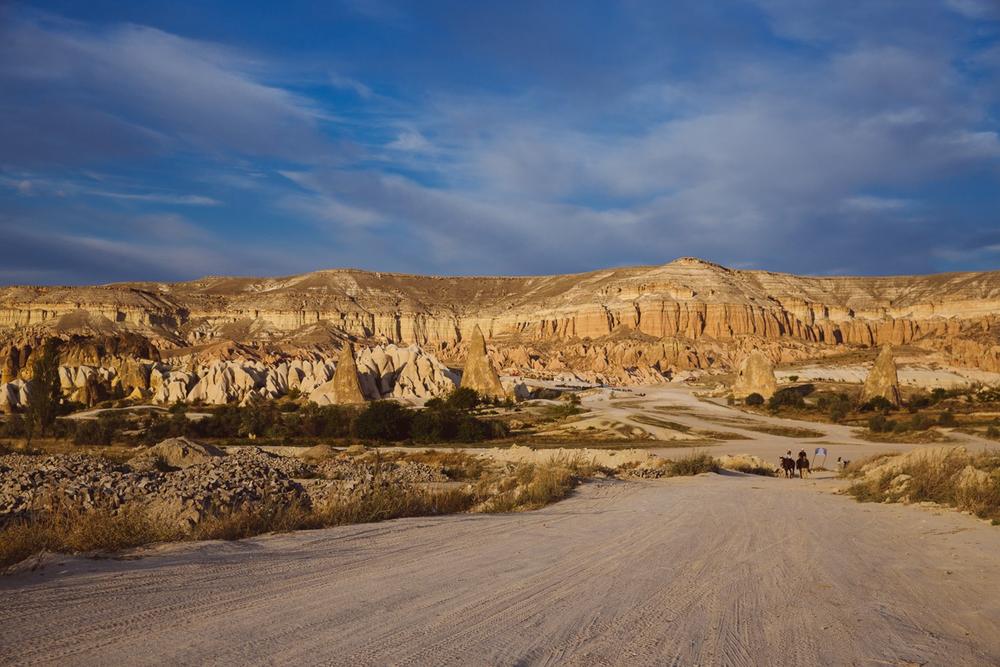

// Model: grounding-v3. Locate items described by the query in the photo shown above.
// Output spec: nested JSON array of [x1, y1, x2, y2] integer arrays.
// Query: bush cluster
[[0, 388, 510, 447]]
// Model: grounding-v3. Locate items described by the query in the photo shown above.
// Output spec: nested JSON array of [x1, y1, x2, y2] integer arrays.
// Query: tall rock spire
[[333, 342, 366, 404], [861, 345, 901, 406], [460, 325, 505, 399]]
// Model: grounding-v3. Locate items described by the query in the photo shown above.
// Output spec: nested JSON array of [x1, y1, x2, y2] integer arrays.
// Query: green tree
[[25, 340, 63, 444], [445, 387, 480, 412]]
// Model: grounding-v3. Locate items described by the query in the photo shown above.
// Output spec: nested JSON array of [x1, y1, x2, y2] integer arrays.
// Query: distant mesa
[[1, 258, 1000, 400]]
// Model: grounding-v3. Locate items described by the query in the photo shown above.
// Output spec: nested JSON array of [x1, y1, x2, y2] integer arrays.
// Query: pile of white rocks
[[0, 440, 454, 528]]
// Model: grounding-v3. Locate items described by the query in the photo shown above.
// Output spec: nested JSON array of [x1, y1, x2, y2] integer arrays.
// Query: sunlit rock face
[[2, 257, 999, 393], [732, 351, 777, 399], [861, 345, 902, 406]]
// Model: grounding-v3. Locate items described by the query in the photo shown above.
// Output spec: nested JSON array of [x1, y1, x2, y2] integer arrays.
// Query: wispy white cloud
[[0, 11, 329, 165]]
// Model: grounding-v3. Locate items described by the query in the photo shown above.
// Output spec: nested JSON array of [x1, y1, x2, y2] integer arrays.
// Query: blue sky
[[1, 0, 999, 284]]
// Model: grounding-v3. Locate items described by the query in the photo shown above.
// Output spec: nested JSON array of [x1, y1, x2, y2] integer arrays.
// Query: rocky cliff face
[[1, 257, 999, 385]]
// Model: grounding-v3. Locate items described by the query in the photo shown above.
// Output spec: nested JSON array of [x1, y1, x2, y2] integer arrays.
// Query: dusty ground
[[579, 385, 997, 464], [3, 386, 999, 666], [2, 471, 999, 666]]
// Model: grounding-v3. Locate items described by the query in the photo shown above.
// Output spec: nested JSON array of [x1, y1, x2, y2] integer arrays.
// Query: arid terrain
[[2, 388, 999, 666], [3, 260, 1000, 666], [3, 258, 1000, 391]]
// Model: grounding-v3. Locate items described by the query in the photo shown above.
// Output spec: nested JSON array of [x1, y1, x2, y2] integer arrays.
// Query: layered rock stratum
[[1, 257, 999, 402]]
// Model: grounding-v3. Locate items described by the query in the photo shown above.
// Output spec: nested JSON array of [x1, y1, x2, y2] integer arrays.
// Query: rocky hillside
[[2, 257, 999, 384]]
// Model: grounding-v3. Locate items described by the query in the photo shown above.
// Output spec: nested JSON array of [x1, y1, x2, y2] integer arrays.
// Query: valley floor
[[3, 470, 999, 666]]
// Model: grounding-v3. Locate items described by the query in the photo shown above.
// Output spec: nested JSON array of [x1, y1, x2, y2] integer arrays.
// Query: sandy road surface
[[584, 386, 997, 463], [3, 473, 999, 666]]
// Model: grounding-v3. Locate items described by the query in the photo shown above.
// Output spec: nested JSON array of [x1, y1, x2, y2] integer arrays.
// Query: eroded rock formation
[[1, 258, 998, 392], [312, 344, 365, 405], [861, 345, 902, 406], [460, 325, 506, 399], [732, 351, 777, 399]]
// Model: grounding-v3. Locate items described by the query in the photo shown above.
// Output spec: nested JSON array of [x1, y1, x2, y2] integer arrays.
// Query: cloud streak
[[0, 2, 998, 283]]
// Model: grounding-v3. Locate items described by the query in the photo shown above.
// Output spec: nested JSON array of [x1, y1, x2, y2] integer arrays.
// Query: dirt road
[[3, 473, 999, 666]]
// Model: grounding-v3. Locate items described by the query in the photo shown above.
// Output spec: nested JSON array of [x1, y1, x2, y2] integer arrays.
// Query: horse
[[778, 456, 796, 478]]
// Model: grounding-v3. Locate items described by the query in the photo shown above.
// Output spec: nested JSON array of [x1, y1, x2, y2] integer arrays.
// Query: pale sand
[[4, 386, 1000, 665], [2, 473, 1000, 665]]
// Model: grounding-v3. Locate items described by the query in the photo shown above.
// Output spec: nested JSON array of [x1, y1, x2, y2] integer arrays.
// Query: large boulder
[[861, 345, 901, 406], [732, 351, 777, 399], [131, 437, 225, 470], [459, 325, 506, 399]]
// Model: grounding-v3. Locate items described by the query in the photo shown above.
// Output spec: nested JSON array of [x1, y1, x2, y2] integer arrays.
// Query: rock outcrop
[[861, 345, 902, 406], [130, 437, 225, 470], [314, 344, 365, 405], [0, 343, 459, 411], [2, 258, 1000, 388], [732, 351, 777, 399], [460, 325, 506, 399]]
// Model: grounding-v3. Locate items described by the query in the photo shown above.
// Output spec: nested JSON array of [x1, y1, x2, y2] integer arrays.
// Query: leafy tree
[[25, 340, 63, 443], [352, 401, 413, 441], [860, 396, 894, 413], [445, 387, 480, 412]]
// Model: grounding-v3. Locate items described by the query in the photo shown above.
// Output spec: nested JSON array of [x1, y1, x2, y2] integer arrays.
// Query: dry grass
[[0, 502, 183, 571], [845, 450, 1000, 521], [855, 429, 952, 444], [725, 462, 777, 477], [478, 461, 579, 513], [667, 452, 721, 476], [388, 449, 487, 481], [1, 452, 601, 571]]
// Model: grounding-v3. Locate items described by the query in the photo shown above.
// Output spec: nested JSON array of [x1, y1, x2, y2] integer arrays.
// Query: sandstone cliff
[[1, 258, 998, 385]]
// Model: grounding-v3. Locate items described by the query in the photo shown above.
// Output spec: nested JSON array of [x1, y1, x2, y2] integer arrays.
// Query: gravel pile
[[0, 454, 155, 520], [0, 442, 453, 528], [146, 450, 307, 528], [315, 459, 448, 484], [227, 447, 314, 479]]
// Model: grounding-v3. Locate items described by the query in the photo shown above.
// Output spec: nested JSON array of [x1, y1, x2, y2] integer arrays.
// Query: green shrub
[[71, 419, 117, 446], [445, 387, 480, 412], [352, 401, 413, 441], [860, 396, 894, 413], [937, 411, 957, 427], [867, 414, 891, 433], [744, 393, 764, 406], [767, 388, 805, 411]]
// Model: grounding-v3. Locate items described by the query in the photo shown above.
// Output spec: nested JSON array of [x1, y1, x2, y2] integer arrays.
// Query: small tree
[[445, 387, 480, 412], [25, 340, 63, 444], [352, 401, 413, 441]]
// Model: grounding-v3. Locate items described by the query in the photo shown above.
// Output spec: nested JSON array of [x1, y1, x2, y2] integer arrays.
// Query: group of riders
[[778, 450, 810, 478]]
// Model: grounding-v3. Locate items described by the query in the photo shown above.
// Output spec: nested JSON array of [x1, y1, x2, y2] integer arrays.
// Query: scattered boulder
[[460, 325, 506, 400], [732, 351, 777, 399], [861, 345, 901, 406], [131, 437, 225, 470], [300, 444, 338, 462]]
